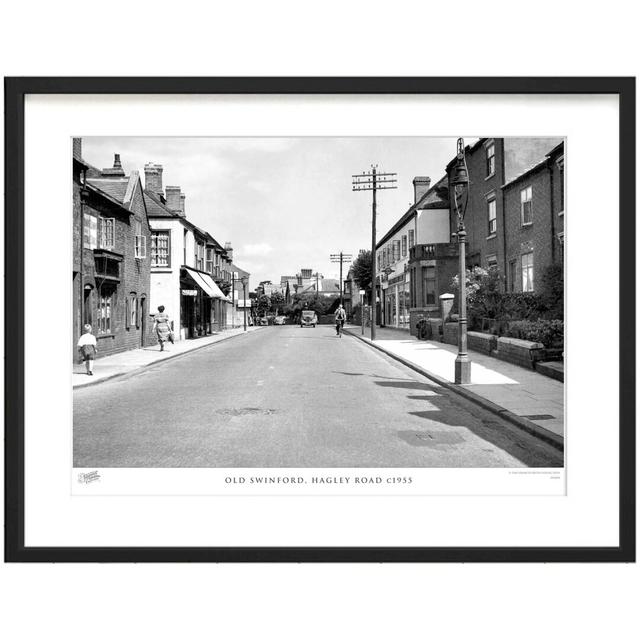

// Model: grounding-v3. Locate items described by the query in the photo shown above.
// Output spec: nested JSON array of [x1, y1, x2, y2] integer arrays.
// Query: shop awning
[[184, 267, 226, 300]]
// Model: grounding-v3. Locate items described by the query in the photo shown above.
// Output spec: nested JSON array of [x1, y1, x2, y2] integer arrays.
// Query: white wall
[[148, 218, 185, 337], [416, 208, 450, 244]]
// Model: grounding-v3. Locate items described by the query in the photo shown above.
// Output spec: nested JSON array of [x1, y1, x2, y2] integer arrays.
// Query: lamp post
[[452, 138, 471, 384], [241, 276, 248, 331], [359, 289, 365, 335]]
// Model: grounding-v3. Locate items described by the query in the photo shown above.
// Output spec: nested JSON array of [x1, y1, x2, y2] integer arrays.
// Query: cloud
[[241, 243, 274, 257]]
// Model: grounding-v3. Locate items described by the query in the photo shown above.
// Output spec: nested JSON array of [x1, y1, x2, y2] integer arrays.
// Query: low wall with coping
[[495, 336, 545, 369], [467, 331, 497, 354]]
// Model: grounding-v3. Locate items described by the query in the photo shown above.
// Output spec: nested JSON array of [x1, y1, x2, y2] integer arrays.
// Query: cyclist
[[334, 304, 346, 337]]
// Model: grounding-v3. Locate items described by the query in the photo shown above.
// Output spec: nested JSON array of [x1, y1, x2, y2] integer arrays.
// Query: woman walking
[[153, 305, 173, 351], [77, 324, 98, 375]]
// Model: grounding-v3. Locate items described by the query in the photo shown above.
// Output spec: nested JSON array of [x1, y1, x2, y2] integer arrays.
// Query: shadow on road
[[373, 379, 562, 467]]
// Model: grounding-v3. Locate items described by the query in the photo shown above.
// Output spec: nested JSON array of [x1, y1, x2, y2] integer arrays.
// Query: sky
[[81, 136, 559, 287]]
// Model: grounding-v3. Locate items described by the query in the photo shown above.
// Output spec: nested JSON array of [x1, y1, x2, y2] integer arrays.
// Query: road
[[74, 325, 562, 467]]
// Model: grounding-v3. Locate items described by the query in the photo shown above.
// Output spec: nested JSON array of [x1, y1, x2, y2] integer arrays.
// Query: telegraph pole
[[330, 251, 353, 307], [352, 166, 397, 340]]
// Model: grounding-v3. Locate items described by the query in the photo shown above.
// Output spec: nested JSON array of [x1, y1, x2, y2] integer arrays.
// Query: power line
[[329, 251, 353, 307], [351, 165, 397, 341]]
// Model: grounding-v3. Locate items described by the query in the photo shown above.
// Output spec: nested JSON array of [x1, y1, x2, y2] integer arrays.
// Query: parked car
[[259, 317, 269, 326], [300, 310, 317, 328], [274, 315, 287, 325]]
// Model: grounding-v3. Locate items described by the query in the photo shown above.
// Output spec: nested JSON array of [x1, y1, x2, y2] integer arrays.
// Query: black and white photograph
[[72, 135, 565, 476]]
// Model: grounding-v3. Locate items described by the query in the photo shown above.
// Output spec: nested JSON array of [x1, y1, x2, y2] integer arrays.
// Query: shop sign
[[181, 289, 198, 296]]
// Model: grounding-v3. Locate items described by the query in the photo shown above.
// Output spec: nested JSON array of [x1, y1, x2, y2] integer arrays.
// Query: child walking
[[77, 324, 98, 376]]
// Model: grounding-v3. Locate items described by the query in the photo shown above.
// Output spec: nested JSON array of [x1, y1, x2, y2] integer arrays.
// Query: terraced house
[[72, 141, 154, 361], [143, 162, 238, 339]]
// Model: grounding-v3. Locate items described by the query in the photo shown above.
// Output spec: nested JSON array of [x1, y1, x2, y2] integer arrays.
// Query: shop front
[[180, 267, 226, 339], [382, 273, 411, 330]]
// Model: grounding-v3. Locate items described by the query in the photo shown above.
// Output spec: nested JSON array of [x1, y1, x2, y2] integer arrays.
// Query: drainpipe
[[500, 140, 508, 290], [79, 170, 88, 334]]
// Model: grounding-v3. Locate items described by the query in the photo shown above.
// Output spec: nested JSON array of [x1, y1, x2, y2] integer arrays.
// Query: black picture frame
[[4, 77, 636, 563]]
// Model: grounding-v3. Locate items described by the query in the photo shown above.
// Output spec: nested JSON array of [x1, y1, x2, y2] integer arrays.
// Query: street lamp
[[452, 137, 471, 384], [359, 289, 365, 335], [240, 276, 248, 331]]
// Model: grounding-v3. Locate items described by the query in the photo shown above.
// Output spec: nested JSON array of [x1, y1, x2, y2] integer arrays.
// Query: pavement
[[344, 325, 564, 447], [73, 326, 261, 388], [74, 324, 562, 468]]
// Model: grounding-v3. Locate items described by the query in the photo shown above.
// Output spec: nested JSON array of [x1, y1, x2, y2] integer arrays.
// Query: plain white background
[[1, 1, 638, 639]]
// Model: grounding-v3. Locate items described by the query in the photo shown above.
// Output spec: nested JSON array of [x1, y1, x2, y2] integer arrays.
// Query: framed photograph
[[4, 77, 635, 562]]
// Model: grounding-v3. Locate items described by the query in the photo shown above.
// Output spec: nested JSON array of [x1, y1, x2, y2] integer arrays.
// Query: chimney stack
[[165, 186, 184, 216], [73, 138, 82, 160], [224, 241, 233, 262], [102, 153, 126, 177], [144, 162, 164, 197], [180, 193, 186, 216], [413, 176, 431, 204]]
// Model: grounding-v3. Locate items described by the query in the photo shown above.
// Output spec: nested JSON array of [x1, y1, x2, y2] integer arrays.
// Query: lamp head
[[450, 138, 469, 187]]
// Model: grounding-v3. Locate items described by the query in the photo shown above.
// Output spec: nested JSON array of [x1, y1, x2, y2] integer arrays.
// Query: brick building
[[403, 138, 564, 335], [501, 141, 565, 292], [72, 141, 155, 360]]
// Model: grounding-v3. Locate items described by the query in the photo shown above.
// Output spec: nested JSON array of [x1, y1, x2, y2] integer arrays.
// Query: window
[[151, 231, 170, 268], [521, 186, 533, 225], [487, 198, 497, 235], [97, 291, 113, 334], [422, 266, 436, 306], [83, 213, 97, 249], [99, 217, 115, 250], [377, 253, 382, 270], [486, 143, 495, 177], [126, 293, 138, 328], [206, 248, 214, 273], [402, 235, 407, 257], [195, 243, 204, 271], [521, 252, 534, 291], [134, 220, 146, 258], [487, 254, 498, 268], [408, 229, 415, 248], [394, 240, 401, 262]]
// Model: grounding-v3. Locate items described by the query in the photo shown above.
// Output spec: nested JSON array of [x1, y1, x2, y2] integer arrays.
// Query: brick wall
[[448, 139, 505, 274], [503, 166, 560, 294], [72, 175, 154, 361]]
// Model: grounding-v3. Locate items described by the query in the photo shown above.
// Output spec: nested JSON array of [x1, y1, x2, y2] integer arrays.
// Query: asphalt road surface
[[74, 325, 562, 468]]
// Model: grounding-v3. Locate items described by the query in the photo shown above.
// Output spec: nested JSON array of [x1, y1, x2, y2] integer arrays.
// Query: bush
[[505, 319, 564, 347]]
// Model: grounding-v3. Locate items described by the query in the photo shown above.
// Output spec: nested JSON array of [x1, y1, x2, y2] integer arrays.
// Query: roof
[[501, 156, 549, 190], [87, 177, 129, 204], [231, 263, 250, 278], [376, 175, 449, 248]]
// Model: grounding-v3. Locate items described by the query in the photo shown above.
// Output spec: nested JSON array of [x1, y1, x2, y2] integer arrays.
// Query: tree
[[255, 294, 271, 317], [351, 250, 373, 301], [269, 291, 285, 315]]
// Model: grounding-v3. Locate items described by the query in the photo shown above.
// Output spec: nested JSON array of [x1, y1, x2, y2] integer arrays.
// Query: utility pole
[[352, 166, 397, 340], [330, 251, 353, 307]]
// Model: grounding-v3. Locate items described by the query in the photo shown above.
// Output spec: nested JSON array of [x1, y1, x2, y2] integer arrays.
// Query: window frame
[[486, 142, 496, 178], [97, 290, 113, 335], [150, 229, 171, 268], [521, 251, 534, 292], [520, 185, 533, 226], [99, 217, 115, 250], [487, 197, 497, 236], [402, 235, 407, 257]]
